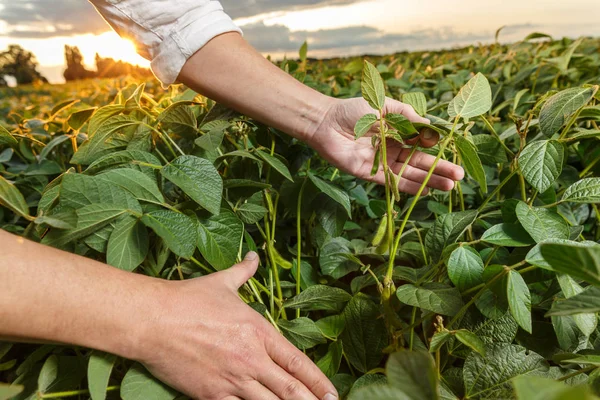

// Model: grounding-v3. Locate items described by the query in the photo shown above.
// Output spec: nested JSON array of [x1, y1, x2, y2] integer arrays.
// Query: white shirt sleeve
[[88, 0, 242, 86]]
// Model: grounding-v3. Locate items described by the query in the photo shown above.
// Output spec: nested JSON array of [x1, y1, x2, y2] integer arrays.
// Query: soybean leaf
[[194, 121, 229, 151], [59, 173, 141, 212], [454, 330, 486, 357], [141, 210, 197, 259], [85, 150, 161, 176], [347, 377, 398, 400], [506, 270, 532, 333], [472, 135, 508, 165], [98, 169, 164, 204], [319, 237, 361, 279], [448, 73, 492, 120], [515, 202, 569, 243], [362, 61, 386, 110], [277, 317, 326, 350], [402, 92, 428, 116], [315, 314, 345, 339], [424, 210, 478, 263], [341, 294, 388, 373], [316, 341, 343, 378], [255, 150, 294, 182], [161, 155, 222, 215], [396, 284, 463, 316], [454, 135, 487, 193], [0, 175, 30, 219], [447, 246, 484, 292], [107, 216, 149, 272], [68, 107, 96, 131], [562, 178, 600, 203], [463, 344, 547, 399], [556, 274, 597, 336], [387, 351, 438, 400], [120, 363, 177, 400], [88, 352, 116, 400], [235, 202, 267, 225], [430, 331, 453, 353], [197, 209, 243, 270], [0, 384, 23, 400], [539, 241, 600, 286], [0, 125, 17, 147], [518, 140, 564, 193], [37, 355, 85, 394], [481, 223, 535, 247], [385, 113, 418, 139], [354, 114, 378, 139], [308, 173, 351, 217], [514, 376, 597, 400], [547, 286, 600, 316], [284, 285, 352, 312], [539, 86, 598, 137]]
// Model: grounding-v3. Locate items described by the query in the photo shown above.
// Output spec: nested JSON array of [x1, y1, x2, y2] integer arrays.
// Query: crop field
[[1, 34, 600, 399]]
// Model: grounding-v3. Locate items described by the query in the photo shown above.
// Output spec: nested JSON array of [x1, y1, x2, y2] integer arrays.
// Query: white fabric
[[89, 0, 242, 86]]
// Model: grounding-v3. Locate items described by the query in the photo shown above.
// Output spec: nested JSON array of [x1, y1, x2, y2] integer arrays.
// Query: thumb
[[222, 251, 260, 291]]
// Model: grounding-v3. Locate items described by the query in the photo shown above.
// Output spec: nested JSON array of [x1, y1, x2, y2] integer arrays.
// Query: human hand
[[308, 97, 464, 194], [135, 252, 338, 400]]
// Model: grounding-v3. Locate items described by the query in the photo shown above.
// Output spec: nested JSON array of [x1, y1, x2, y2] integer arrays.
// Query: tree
[[63, 45, 96, 81], [0, 45, 47, 85]]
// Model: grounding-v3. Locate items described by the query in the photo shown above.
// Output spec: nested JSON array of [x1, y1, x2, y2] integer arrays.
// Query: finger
[[397, 149, 465, 181], [265, 335, 338, 400], [222, 397, 242, 400], [220, 251, 260, 291], [384, 98, 429, 124], [257, 360, 318, 400], [370, 168, 430, 196], [240, 380, 279, 400], [391, 163, 455, 191]]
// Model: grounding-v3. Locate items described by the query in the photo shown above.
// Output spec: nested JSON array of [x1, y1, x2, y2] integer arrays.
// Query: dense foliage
[[1, 34, 600, 400]]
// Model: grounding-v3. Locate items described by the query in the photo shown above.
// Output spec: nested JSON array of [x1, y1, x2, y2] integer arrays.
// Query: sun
[[76, 31, 150, 68]]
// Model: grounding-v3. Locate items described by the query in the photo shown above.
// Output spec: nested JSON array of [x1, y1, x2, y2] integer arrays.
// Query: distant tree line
[[0, 44, 152, 87], [63, 45, 152, 81]]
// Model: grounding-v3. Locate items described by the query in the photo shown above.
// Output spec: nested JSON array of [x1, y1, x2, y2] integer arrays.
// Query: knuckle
[[286, 353, 304, 374], [282, 379, 302, 398]]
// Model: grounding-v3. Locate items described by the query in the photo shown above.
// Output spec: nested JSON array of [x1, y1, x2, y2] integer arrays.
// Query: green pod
[[371, 216, 388, 247], [388, 170, 401, 202]]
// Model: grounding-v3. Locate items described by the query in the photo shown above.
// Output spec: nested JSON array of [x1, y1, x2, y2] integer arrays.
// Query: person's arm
[[0, 229, 338, 400]]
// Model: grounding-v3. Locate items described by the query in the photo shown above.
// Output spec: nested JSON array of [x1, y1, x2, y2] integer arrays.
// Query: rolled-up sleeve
[[89, 0, 242, 86]]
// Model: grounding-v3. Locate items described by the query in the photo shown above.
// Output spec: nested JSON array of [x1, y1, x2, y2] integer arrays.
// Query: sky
[[1, 0, 599, 84]]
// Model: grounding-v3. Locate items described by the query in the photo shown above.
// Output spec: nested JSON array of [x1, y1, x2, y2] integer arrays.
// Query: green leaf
[[386, 351, 439, 400], [0, 384, 23, 400], [562, 178, 600, 203], [362, 61, 386, 110], [141, 210, 197, 258], [0, 175, 30, 219], [120, 363, 177, 400], [518, 140, 564, 193], [556, 274, 597, 336], [454, 330, 486, 356], [424, 210, 478, 262], [98, 169, 164, 204], [385, 113, 418, 139], [354, 114, 378, 139], [463, 344, 547, 399], [254, 149, 294, 182], [194, 121, 228, 151], [506, 270, 532, 333], [160, 155, 223, 215], [539, 86, 598, 137], [308, 173, 351, 217], [448, 73, 492, 120], [235, 202, 267, 224], [402, 92, 428, 116], [59, 173, 142, 212], [454, 135, 487, 193], [341, 294, 388, 373], [85, 150, 161, 176], [539, 241, 600, 286], [481, 223, 535, 247], [547, 286, 600, 316], [107, 216, 149, 272], [319, 237, 361, 279], [88, 351, 116, 400], [396, 284, 464, 316], [513, 376, 597, 400], [447, 246, 484, 292], [515, 202, 569, 243], [430, 331, 453, 353], [197, 209, 243, 270], [316, 341, 343, 378], [87, 104, 124, 136], [277, 317, 326, 350], [37, 355, 85, 394], [284, 285, 352, 311], [68, 107, 96, 131], [0, 125, 18, 147]]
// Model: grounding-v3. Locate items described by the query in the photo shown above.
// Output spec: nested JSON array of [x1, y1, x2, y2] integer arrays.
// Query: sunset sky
[[1, 0, 599, 84]]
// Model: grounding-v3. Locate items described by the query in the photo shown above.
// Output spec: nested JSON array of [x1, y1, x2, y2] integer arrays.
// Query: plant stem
[[295, 164, 310, 319], [409, 307, 417, 351], [477, 169, 517, 212], [479, 115, 514, 157], [378, 113, 394, 259], [40, 386, 120, 399], [557, 366, 596, 381]]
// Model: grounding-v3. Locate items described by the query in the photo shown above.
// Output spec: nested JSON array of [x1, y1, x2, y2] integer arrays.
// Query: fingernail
[[423, 128, 435, 140], [244, 251, 258, 261], [323, 393, 338, 400]]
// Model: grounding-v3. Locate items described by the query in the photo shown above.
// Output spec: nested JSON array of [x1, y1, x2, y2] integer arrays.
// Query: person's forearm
[[0, 229, 159, 360], [178, 32, 334, 143]]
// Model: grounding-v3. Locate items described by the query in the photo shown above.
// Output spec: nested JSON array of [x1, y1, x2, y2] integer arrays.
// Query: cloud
[[220, 0, 365, 19], [240, 22, 494, 57]]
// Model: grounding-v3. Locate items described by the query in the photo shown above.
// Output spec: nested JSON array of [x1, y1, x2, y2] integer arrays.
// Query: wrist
[[299, 94, 338, 146]]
